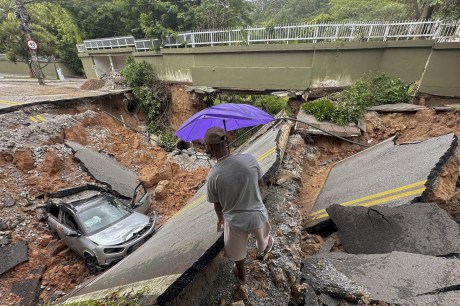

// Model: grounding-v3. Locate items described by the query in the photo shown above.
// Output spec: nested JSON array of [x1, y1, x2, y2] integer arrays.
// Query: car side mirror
[[66, 230, 81, 237]]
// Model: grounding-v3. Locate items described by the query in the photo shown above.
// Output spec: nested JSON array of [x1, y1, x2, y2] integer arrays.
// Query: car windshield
[[78, 197, 131, 235]]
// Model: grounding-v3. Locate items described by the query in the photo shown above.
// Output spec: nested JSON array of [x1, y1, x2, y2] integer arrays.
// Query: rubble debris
[[0, 240, 28, 275], [326, 202, 460, 256], [65, 140, 137, 198], [1, 193, 16, 207], [11, 266, 45, 306], [79, 79, 106, 91], [303, 251, 460, 305]]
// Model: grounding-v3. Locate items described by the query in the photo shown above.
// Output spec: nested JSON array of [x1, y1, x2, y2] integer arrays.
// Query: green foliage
[[63, 287, 149, 306], [302, 73, 409, 125], [0, 0, 83, 75], [121, 58, 173, 148], [301, 98, 335, 121], [253, 95, 289, 116]]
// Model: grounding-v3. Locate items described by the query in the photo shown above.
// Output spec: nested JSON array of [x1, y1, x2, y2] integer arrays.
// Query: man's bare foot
[[263, 235, 274, 256]]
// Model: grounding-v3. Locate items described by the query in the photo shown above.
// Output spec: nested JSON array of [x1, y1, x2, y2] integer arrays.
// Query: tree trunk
[[420, 3, 435, 20]]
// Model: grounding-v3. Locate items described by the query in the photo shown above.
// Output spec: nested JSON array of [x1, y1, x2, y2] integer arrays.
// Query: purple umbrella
[[175, 103, 275, 142]]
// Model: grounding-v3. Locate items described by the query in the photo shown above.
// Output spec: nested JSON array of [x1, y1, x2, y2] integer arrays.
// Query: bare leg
[[234, 259, 246, 284]]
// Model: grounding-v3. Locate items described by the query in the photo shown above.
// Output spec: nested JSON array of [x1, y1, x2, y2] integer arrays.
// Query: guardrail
[[76, 20, 460, 52]]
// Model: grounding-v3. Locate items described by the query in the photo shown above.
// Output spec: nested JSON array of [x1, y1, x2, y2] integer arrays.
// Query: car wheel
[[84, 254, 101, 275]]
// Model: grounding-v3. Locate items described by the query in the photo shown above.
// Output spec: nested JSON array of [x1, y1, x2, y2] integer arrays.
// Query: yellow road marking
[[36, 115, 45, 121], [171, 144, 279, 220], [0, 99, 22, 106], [256, 146, 276, 162], [310, 187, 426, 220], [29, 116, 39, 123], [309, 180, 427, 217]]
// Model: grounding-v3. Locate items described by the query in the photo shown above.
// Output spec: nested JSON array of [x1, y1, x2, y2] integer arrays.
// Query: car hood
[[89, 213, 149, 245]]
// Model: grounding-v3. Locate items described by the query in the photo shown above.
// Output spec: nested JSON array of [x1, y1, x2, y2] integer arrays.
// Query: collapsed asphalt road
[[60, 119, 291, 304], [308, 133, 457, 226]]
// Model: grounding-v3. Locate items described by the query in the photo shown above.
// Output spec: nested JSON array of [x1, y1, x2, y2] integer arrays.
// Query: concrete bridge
[[77, 20, 460, 97]]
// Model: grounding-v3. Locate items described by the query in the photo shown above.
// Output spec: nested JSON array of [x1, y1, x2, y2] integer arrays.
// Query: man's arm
[[214, 202, 224, 232]]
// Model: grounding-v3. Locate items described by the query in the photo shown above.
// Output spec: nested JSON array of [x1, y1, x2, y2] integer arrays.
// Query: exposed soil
[[1, 81, 460, 305]]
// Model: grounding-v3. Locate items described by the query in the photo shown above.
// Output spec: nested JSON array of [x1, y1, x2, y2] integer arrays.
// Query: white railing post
[[383, 23, 390, 41], [191, 33, 195, 48]]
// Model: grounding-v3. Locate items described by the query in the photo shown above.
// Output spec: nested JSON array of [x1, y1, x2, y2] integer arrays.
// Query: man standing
[[205, 127, 274, 284]]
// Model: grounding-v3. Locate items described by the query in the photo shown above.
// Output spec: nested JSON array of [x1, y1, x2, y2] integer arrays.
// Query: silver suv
[[46, 185, 156, 274]]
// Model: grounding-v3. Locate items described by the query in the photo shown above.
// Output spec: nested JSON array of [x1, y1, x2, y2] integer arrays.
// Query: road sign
[[26, 39, 38, 51]]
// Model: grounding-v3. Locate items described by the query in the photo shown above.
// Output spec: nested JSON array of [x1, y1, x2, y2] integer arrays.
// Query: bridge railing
[[76, 20, 460, 52], [165, 20, 460, 47]]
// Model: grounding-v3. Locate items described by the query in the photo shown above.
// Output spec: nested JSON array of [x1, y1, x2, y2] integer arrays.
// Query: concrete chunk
[[0, 240, 28, 275], [65, 141, 137, 198], [11, 266, 45, 306], [326, 202, 460, 256], [302, 251, 460, 305]]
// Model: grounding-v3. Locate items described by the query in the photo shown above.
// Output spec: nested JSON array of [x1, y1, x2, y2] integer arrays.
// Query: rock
[[64, 125, 87, 145], [139, 167, 162, 188], [46, 240, 68, 256], [303, 283, 320, 306], [0, 236, 10, 245], [0, 221, 7, 231], [154, 180, 170, 200], [36, 209, 48, 222], [0, 151, 13, 166], [326, 202, 460, 256], [13, 148, 35, 172], [39, 234, 53, 248], [39, 149, 62, 176], [1, 193, 16, 207]]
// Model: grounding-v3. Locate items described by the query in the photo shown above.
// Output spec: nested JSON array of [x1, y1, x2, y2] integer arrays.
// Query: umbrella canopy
[[175, 103, 275, 142]]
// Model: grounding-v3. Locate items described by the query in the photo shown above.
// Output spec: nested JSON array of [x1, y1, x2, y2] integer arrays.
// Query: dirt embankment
[[0, 105, 209, 305], [2, 98, 460, 305]]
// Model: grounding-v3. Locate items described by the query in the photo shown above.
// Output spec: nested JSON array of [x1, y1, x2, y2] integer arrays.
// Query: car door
[[58, 209, 88, 257], [131, 183, 150, 214]]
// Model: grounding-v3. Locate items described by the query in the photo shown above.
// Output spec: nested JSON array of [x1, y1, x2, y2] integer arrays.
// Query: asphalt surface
[[308, 133, 456, 224], [303, 251, 460, 305], [327, 202, 460, 256], [63, 121, 285, 303], [65, 141, 138, 198]]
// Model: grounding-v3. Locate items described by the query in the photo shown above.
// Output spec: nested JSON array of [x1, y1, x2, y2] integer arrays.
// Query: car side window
[[62, 211, 78, 231]]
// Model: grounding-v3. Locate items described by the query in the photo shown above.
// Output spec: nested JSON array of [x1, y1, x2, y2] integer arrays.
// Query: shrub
[[121, 57, 173, 148], [301, 98, 335, 121], [302, 73, 410, 125]]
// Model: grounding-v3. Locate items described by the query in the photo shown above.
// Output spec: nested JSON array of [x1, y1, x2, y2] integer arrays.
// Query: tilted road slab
[[327, 202, 460, 256], [307, 133, 457, 226], [65, 141, 137, 198], [61, 120, 291, 305], [302, 251, 460, 305], [0, 240, 28, 275]]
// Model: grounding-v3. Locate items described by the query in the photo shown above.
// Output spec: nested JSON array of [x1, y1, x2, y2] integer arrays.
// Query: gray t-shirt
[[207, 154, 268, 231]]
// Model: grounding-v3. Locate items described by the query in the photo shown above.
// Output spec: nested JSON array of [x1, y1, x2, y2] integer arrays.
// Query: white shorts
[[223, 220, 271, 262]]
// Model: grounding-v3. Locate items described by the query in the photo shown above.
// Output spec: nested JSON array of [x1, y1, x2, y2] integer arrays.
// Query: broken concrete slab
[[0, 240, 28, 275], [366, 103, 427, 113], [295, 110, 361, 137], [65, 141, 137, 198], [308, 133, 457, 227], [302, 251, 460, 305], [326, 202, 460, 256], [11, 266, 45, 306]]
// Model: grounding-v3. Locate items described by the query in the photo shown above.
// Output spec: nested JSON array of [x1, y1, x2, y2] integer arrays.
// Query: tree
[[323, 0, 408, 21], [252, 0, 329, 24], [0, 0, 84, 76]]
